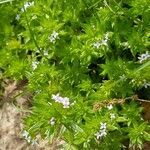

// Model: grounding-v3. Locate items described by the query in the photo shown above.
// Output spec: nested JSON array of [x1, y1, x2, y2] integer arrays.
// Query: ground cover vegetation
[[0, 0, 150, 149]]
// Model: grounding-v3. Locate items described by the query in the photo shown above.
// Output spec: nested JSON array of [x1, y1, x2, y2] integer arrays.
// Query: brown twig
[[93, 95, 150, 111]]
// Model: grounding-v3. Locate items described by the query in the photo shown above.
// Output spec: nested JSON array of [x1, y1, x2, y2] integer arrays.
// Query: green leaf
[[116, 117, 128, 123], [143, 132, 150, 141]]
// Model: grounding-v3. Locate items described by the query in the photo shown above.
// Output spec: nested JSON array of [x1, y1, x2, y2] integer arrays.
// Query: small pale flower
[[22, 130, 29, 139], [143, 83, 150, 88], [22, 130, 32, 143], [107, 104, 113, 110], [95, 132, 101, 139], [49, 31, 59, 43], [52, 93, 70, 108], [52, 31, 59, 38], [16, 14, 20, 21], [32, 61, 39, 70], [52, 93, 60, 102], [95, 122, 107, 139], [31, 139, 38, 145], [101, 39, 107, 46], [44, 50, 48, 56], [93, 33, 109, 49], [95, 129, 107, 139], [100, 122, 107, 130], [50, 117, 55, 126], [138, 51, 150, 63], [62, 97, 70, 108], [21, 1, 34, 12], [104, 33, 109, 40], [110, 113, 116, 120], [100, 130, 107, 137], [93, 41, 101, 49], [26, 136, 31, 143]]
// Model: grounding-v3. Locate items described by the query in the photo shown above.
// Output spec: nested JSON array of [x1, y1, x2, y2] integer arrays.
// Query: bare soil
[[0, 80, 62, 150]]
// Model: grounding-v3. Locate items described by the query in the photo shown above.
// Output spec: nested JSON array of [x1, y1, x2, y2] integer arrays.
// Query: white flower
[[101, 39, 108, 46], [95, 128, 107, 139], [95, 132, 102, 139], [44, 50, 48, 56], [52, 31, 59, 38], [22, 130, 29, 139], [32, 61, 39, 70], [104, 33, 109, 41], [100, 129, 107, 137], [110, 113, 116, 120], [143, 83, 150, 88], [93, 33, 109, 49], [22, 130, 38, 144], [95, 122, 107, 139], [22, 130, 31, 143], [48, 31, 59, 43], [31, 139, 38, 145], [52, 93, 70, 108], [52, 93, 61, 102], [50, 117, 55, 126], [93, 41, 101, 49], [138, 51, 150, 63], [107, 104, 113, 110], [100, 122, 107, 130], [21, 1, 34, 12], [16, 14, 20, 21], [62, 97, 70, 108], [25, 136, 31, 143]]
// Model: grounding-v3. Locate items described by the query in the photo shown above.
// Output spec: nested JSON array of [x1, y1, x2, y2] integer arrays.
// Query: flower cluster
[[107, 104, 113, 110], [138, 51, 150, 63], [93, 33, 109, 49], [110, 113, 116, 120], [52, 93, 70, 108], [95, 122, 107, 139], [49, 117, 56, 126], [48, 31, 59, 43], [21, 1, 34, 12], [32, 61, 39, 70], [22, 130, 37, 145]]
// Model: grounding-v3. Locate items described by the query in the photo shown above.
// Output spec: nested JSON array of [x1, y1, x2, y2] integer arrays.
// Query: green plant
[[0, 0, 150, 149]]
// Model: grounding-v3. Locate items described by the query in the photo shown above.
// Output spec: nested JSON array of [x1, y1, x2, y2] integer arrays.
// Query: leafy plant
[[0, 0, 150, 149]]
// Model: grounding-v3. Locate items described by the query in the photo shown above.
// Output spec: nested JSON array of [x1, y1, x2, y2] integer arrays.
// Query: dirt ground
[[0, 80, 63, 150]]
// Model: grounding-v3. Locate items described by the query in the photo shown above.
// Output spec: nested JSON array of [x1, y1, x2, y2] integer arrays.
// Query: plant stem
[[23, 6, 41, 51]]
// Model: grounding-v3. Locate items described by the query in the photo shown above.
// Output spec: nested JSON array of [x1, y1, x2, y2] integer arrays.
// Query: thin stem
[[104, 0, 116, 14], [23, 6, 40, 51], [93, 95, 150, 111], [0, 0, 14, 4], [88, 0, 101, 10]]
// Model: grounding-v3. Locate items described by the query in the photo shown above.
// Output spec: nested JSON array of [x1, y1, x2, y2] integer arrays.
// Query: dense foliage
[[0, 0, 150, 149]]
